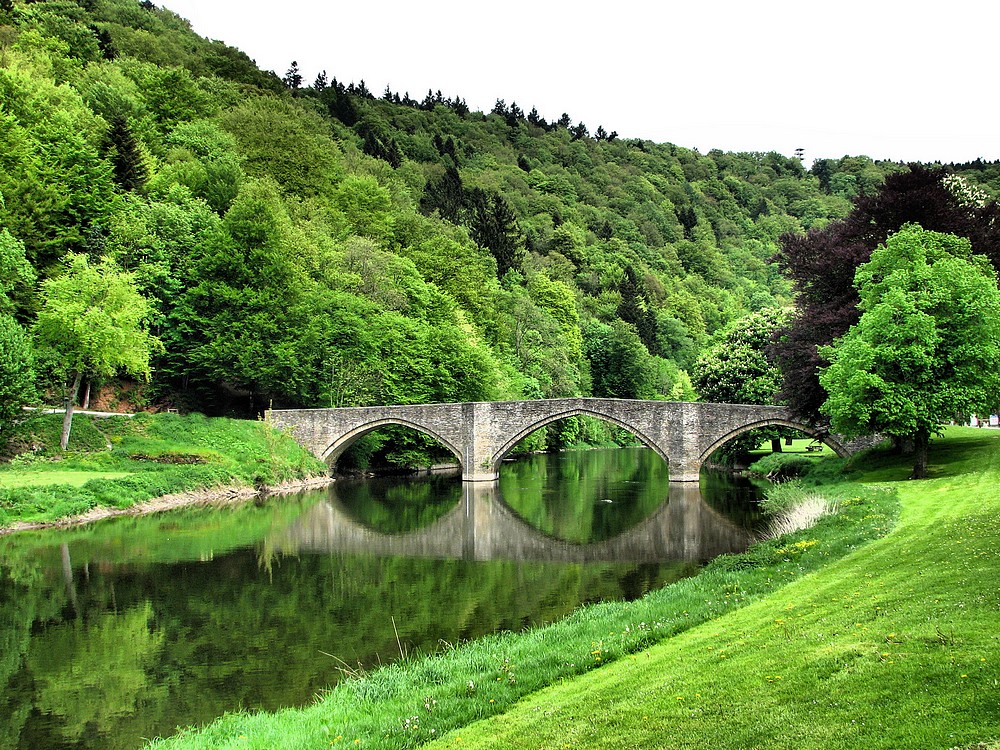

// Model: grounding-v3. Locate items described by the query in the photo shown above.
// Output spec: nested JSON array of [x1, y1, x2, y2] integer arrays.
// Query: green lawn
[[0, 411, 327, 528], [425, 427, 1000, 749], [0, 470, 133, 488]]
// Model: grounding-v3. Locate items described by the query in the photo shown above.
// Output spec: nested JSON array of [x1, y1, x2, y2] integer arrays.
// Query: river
[[0, 448, 767, 750]]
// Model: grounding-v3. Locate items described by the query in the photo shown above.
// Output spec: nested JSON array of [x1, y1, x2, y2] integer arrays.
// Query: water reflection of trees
[[0, 451, 764, 750], [334, 470, 462, 533], [498, 448, 670, 543]]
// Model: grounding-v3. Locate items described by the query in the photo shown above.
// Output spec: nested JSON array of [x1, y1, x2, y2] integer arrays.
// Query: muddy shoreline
[[0, 475, 335, 536]]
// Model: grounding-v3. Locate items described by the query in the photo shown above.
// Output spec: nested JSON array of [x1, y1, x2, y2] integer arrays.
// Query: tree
[[773, 166, 1000, 422], [693, 307, 789, 404], [34, 255, 160, 450], [0, 228, 35, 317], [283, 61, 302, 90], [102, 114, 148, 192], [0, 227, 36, 438], [819, 225, 1000, 478], [468, 189, 524, 279], [420, 164, 464, 223], [616, 266, 656, 352], [584, 320, 658, 400], [693, 307, 791, 455], [0, 314, 34, 437]]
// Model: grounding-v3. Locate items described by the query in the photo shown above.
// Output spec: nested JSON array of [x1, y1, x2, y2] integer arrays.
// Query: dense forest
[[2, 0, 999, 467]]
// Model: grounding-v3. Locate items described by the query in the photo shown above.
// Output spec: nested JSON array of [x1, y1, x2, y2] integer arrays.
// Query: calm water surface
[[0, 448, 767, 750]]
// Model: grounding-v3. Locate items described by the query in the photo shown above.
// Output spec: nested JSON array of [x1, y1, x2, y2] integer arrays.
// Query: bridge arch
[[489, 408, 670, 476], [697, 417, 849, 466], [322, 417, 463, 471]]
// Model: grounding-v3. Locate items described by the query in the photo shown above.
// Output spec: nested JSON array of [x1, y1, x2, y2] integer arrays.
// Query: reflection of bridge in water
[[271, 482, 755, 564]]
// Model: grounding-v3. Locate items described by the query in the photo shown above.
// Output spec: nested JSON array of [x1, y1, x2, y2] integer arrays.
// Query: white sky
[[160, 0, 999, 165]]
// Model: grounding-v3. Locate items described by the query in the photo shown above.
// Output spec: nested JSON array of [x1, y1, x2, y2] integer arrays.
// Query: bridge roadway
[[268, 398, 872, 482]]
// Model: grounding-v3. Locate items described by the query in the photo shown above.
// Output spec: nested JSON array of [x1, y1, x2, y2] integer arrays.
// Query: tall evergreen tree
[[469, 189, 523, 279], [617, 266, 657, 352], [103, 114, 148, 192], [420, 165, 464, 223], [283, 61, 302, 90]]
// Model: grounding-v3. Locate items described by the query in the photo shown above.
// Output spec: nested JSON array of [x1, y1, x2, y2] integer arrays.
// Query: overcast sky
[[160, 0, 998, 165]]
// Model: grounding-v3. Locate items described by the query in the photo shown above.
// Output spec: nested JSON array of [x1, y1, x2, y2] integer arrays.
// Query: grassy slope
[[426, 428, 1000, 749], [0, 412, 327, 528]]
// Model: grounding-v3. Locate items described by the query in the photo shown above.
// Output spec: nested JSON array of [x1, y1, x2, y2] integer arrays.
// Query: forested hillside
[[2, 0, 998, 465]]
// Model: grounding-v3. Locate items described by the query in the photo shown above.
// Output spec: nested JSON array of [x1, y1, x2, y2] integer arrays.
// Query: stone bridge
[[268, 398, 870, 482]]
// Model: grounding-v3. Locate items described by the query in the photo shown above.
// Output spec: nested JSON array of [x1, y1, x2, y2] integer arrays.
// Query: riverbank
[[142, 433, 944, 749], [0, 475, 334, 534], [426, 427, 1000, 750], [0, 411, 329, 531]]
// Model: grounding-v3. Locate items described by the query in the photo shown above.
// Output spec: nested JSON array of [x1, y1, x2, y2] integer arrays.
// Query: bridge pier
[[460, 402, 500, 482]]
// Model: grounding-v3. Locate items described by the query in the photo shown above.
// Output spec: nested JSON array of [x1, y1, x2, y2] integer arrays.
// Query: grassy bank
[[145, 440, 911, 748], [0, 411, 327, 529], [423, 427, 1000, 750]]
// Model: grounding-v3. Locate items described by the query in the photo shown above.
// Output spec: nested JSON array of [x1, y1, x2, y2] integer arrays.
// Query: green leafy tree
[[0, 227, 36, 316], [0, 227, 37, 437], [693, 307, 789, 404], [34, 254, 160, 449], [819, 225, 1000, 478], [0, 314, 35, 437], [584, 320, 658, 400], [693, 307, 790, 456]]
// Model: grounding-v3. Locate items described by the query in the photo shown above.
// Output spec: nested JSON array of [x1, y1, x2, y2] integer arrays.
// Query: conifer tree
[[469, 189, 523, 279], [283, 61, 302, 90], [420, 165, 463, 222], [103, 114, 148, 192], [617, 266, 657, 352]]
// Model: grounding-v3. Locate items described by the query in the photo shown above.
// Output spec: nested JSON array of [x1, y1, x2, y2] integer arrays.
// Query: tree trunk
[[771, 437, 782, 453], [60, 371, 83, 451], [911, 429, 929, 479], [82, 380, 91, 410]]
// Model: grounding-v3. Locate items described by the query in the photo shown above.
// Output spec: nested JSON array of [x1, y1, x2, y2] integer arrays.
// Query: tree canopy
[[819, 224, 1000, 478], [774, 166, 1000, 422], [1, 0, 999, 463], [34, 254, 160, 448]]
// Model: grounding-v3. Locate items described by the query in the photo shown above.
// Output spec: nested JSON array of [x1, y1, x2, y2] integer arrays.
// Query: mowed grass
[[0, 470, 133, 488], [424, 428, 1000, 750]]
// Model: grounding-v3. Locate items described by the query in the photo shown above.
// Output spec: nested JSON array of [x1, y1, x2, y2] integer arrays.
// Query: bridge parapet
[[267, 399, 864, 482]]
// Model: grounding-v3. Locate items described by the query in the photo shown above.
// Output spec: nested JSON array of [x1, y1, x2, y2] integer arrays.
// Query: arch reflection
[[270, 480, 754, 564]]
